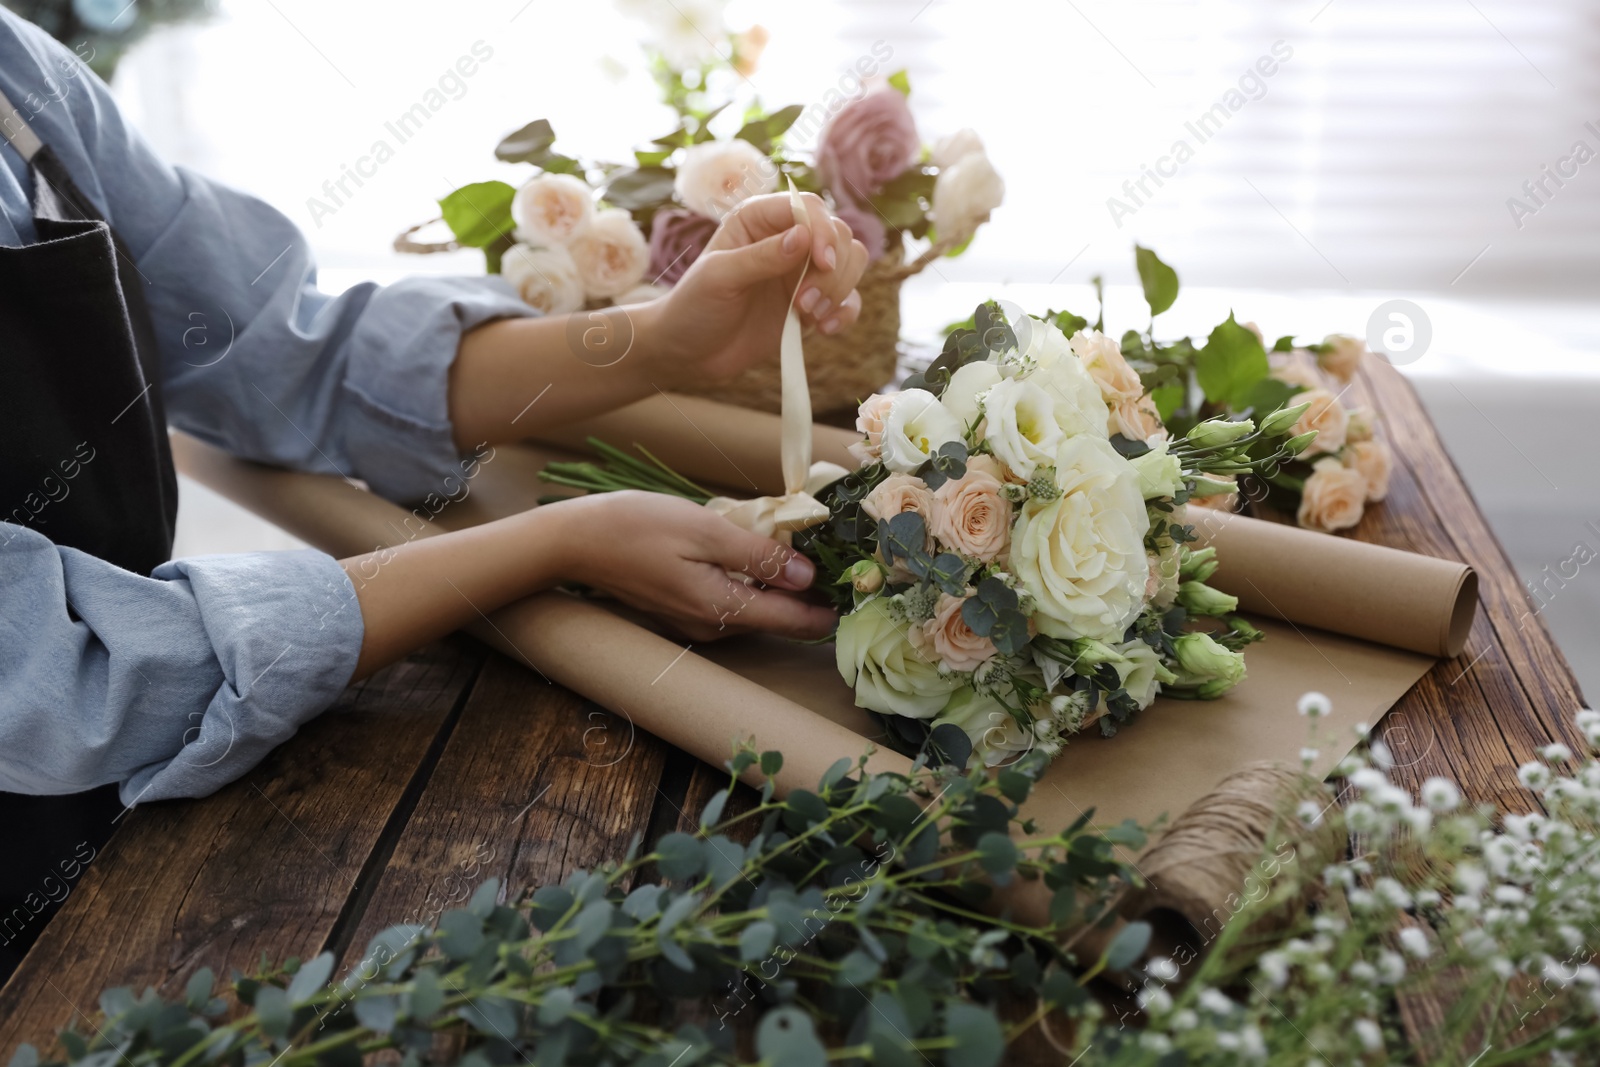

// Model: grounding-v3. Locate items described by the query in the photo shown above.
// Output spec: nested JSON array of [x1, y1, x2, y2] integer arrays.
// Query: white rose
[[1130, 440, 1184, 500], [511, 173, 594, 247], [1111, 639, 1178, 711], [931, 127, 985, 168], [836, 599, 961, 719], [880, 389, 963, 474], [568, 207, 650, 299], [1011, 435, 1151, 640], [980, 377, 1064, 481], [501, 243, 585, 315], [673, 138, 778, 220], [933, 688, 1038, 766], [941, 360, 1004, 435], [931, 149, 1004, 240], [1012, 318, 1110, 441]]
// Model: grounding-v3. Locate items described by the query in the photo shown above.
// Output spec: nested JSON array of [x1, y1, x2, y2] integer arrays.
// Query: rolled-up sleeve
[[0, 11, 536, 503], [0, 523, 365, 804]]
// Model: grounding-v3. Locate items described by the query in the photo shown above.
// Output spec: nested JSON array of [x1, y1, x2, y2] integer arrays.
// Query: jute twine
[[1119, 761, 1346, 969]]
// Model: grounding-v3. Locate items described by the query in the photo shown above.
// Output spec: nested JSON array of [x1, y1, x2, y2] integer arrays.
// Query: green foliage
[[1195, 313, 1270, 408], [438, 181, 517, 250], [1134, 245, 1179, 318], [26, 747, 1147, 1067]]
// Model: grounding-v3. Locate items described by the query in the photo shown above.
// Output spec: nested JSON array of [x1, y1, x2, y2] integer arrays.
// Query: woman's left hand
[[639, 191, 870, 388]]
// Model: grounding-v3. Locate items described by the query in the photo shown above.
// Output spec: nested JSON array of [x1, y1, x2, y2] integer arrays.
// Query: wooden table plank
[[337, 654, 672, 972], [0, 640, 482, 1051]]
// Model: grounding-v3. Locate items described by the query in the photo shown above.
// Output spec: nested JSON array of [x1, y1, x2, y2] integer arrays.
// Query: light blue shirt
[[0, 10, 534, 804]]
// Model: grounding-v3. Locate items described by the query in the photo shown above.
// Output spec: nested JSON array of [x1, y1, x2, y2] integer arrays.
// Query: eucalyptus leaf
[[286, 951, 334, 1005]]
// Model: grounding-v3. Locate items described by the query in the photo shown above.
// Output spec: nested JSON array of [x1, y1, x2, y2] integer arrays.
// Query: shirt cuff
[[339, 274, 534, 503], [121, 549, 365, 805]]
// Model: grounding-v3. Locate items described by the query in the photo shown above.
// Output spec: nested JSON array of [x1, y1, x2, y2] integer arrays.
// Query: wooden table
[[0, 358, 1587, 1053]]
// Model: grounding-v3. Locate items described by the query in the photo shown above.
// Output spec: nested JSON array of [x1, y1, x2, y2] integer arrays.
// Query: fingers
[[798, 224, 867, 329], [708, 582, 838, 640], [798, 192, 839, 270], [701, 517, 815, 591]]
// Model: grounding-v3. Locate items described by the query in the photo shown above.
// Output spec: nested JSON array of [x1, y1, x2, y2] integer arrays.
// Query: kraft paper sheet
[[171, 395, 1476, 928]]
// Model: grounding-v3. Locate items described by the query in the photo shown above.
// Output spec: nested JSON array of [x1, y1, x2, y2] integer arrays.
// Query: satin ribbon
[[706, 180, 840, 545]]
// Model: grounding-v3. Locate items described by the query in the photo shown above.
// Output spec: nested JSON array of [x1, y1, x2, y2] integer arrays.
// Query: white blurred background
[[98, 0, 1597, 694]]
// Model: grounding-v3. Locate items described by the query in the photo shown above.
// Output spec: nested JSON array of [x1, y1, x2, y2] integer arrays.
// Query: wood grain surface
[[0, 365, 1584, 1059]]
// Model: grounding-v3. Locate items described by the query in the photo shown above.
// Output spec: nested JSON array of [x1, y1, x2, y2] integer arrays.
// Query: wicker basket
[[393, 221, 955, 418]]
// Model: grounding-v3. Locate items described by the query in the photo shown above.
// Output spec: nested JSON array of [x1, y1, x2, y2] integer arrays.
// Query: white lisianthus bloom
[[835, 599, 961, 719], [511, 173, 594, 247], [931, 149, 1004, 240], [1112, 638, 1178, 710], [568, 208, 650, 299], [1011, 435, 1151, 640], [940, 360, 1004, 436], [1012, 318, 1111, 441], [501, 243, 586, 315], [1130, 440, 1184, 500], [979, 377, 1064, 480], [673, 138, 778, 220], [879, 389, 964, 473], [931, 127, 986, 168]]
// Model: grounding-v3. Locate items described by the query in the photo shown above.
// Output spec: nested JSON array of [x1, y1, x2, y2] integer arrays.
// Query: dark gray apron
[[0, 89, 179, 979]]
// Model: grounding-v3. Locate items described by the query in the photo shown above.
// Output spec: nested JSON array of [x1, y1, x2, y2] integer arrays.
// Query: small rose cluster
[[813, 306, 1306, 766]]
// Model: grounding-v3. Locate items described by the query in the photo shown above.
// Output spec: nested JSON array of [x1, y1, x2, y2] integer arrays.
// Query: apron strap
[[0, 87, 45, 164]]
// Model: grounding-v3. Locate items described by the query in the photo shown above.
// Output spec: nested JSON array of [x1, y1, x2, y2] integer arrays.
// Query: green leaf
[[929, 723, 971, 770], [354, 994, 399, 1034], [255, 986, 291, 1039], [438, 181, 517, 249], [438, 910, 486, 960], [286, 951, 334, 1004], [529, 885, 574, 931], [184, 968, 214, 1011], [406, 967, 443, 1020], [975, 832, 1019, 877], [1104, 920, 1153, 971], [698, 789, 729, 830], [888, 69, 912, 95], [756, 1007, 827, 1067], [1151, 381, 1185, 422], [602, 167, 676, 211], [495, 118, 556, 164], [6, 1048, 38, 1067], [819, 757, 852, 793], [1195, 313, 1269, 407], [943, 1001, 1004, 1067], [1237, 376, 1295, 417], [997, 769, 1032, 804], [1135, 245, 1179, 317], [657, 832, 707, 881], [468, 879, 500, 918], [734, 103, 805, 153], [760, 750, 784, 777], [739, 920, 777, 961], [656, 892, 700, 972], [1049, 308, 1089, 337]]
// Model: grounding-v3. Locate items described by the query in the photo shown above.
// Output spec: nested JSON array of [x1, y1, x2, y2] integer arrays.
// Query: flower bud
[[1179, 546, 1218, 581], [1258, 401, 1311, 438], [1186, 417, 1255, 448], [1284, 430, 1320, 456], [1190, 476, 1237, 500], [1177, 580, 1238, 616], [1173, 632, 1247, 686], [1130, 442, 1184, 500], [1068, 638, 1126, 668], [843, 559, 885, 594]]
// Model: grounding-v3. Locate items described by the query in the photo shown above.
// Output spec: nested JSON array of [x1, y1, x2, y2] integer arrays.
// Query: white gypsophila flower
[[1169, 1008, 1198, 1031], [673, 138, 778, 220], [1138, 986, 1173, 1015], [1354, 720, 1372, 738], [1415, 888, 1441, 908], [1354, 1019, 1384, 1053], [1405, 806, 1434, 836], [1146, 956, 1179, 982], [1214, 1033, 1239, 1052], [1239, 1026, 1266, 1059], [931, 148, 1004, 240], [1493, 884, 1528, 905], [501, 243, 586, 315], [1258, 951, 1290, 990], [1519, 761, 1553, 789], [1542, 742, 1574, 763], [1197, 988, 1234, 1015], [1370, 738, 1395, 770], [878, 388, 963, 474], [1374, 877, 1411, 909], [1398, 926, 1432, 959], [1347, 888, 1377, 914], [1348, 960, 1377, 984], [1421, 776, 1461, 811], [1376, 950, 1407, 983], [1344, 802, 1381, 835], [1298, 799, 1326, 826], [1350, 767, 1387, 793], [1300, 747, 1320, 765], [1297, 690, 1332, 718]]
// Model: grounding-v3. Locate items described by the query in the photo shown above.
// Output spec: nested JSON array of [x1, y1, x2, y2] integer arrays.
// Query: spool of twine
[[1118, 761, 1345, 972]]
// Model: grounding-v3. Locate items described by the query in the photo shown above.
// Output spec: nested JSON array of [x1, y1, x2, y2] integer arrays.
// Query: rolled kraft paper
[[525, 393, 859, 497], [1192, 510, 1479, 659]]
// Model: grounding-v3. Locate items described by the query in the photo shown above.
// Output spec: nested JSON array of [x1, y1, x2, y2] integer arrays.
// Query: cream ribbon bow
[[705, 180, 847, 545]]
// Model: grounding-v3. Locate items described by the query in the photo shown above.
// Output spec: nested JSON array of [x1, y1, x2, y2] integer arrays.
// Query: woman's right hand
[[545, 491, 838, 642]]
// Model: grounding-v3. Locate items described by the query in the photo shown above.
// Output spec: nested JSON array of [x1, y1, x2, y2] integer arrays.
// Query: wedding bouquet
[[1077, 247, 1394, 534], [542, 304, 1316, 768]]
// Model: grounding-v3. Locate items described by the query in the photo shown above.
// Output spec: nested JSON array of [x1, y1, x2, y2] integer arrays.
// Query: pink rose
[[1318, 334, 1366, 383], [816, 87, 920, 203], [1290, 388, 1350, 456], [1297, 458, 1367, 532], [849, 393, 897, 464], [861, 472, 935, 530], [1108, 395, 1169, 444], [930, 467, 1012, 562], [646, 208, 717, 286], [832, 197, 888, 261], [1071, 329, 1143, 407], [1345, 439, 1392, 502], [911, 592, 997, 673]]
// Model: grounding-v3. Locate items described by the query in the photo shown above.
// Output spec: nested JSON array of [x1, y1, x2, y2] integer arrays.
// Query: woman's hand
[[545, 491, 838, 642], [640, 192, 871, 389]]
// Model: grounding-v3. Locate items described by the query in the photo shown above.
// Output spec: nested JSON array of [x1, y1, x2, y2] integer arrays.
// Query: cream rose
[[673, 138, 778, 220], [980, 377, 1064, 481], [1319, 333, 1367, 383], [1145, 538, 1182, 610], [861, 473, 936, 531], [1070, 329, 1143, 407], [1269, 352, 1323, 391], [849, 392, 897, 464], [965, 453, 1011, 482], [1346, 406, 1375, 443], [836, 599, 961, 718], [930, 465, 1012, 562], [511, 173, 594, 247], [1297, 458, 1367, 532], [568, 208, 649, 299], [1290, 387, 1349, 456], [1346, 439, 1392, 502], [1012, 435, 1151, 640], [931, 149, 1004, 240], [880, 389, 963, 474], [931, 127, 985, 168], [941, 360, 1004, 435], [1109, 395, 1169, 445], [500, 243, 585, 315], [910, 592, 998, 672]]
